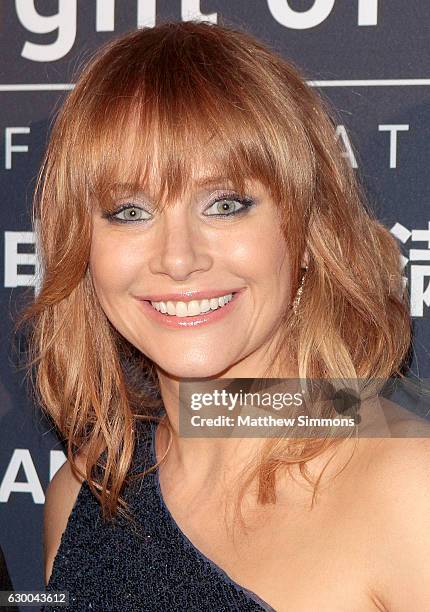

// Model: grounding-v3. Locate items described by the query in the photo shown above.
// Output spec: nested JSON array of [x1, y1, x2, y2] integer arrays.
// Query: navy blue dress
[[43, 415, 276, 611]]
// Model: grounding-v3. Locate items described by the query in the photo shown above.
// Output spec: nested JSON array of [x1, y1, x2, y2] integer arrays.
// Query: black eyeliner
[[205, 193, 255, 218], [101, 192, 256, 224], [100, 203, 149, 224]]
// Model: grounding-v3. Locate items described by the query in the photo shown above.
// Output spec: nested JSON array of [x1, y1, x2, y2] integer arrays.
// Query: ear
[[301, 248, 309, 269]]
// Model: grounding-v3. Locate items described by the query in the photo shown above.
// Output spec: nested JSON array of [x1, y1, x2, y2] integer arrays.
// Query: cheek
[[232, 225, 290, 285], [89, 233, 142, 296]]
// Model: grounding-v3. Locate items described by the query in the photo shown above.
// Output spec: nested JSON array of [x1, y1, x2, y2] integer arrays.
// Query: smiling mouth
[[144, 292, 238, 317]]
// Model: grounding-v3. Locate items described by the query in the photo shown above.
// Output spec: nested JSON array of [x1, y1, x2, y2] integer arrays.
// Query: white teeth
[[199, 299, 211, 313], [166, 301, 176, 316], [172, 301, 187, 317], [187, 300, 200, 317], [150, 293, 234, 317]]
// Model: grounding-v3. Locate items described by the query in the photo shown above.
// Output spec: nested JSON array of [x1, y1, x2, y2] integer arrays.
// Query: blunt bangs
[[68, 22, 316, 217]]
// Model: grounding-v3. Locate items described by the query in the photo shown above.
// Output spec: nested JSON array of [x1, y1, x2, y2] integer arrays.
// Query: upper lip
[[136, 288, 243, 303]]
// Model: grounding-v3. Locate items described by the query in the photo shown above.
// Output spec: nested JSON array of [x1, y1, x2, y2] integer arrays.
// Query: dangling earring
[[292, 267, 308, 315]]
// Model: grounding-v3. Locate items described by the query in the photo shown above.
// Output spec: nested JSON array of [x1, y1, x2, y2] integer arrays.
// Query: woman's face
[[89, 167, 299, 379]]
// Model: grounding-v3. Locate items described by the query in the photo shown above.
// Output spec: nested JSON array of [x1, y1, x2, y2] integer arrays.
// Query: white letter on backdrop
[[96, 0, 115, 31], [378, 124, 409, 169], [181, 0, 218, 23], [358, 0, 379, 26], [5, 127, 30, 170], [15, 0, 77, 61], [267, 0, 335, 29]]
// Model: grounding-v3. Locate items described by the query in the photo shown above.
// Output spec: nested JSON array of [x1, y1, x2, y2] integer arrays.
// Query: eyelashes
[[102, 205, 150, 223], [100, 192, 256, 225]]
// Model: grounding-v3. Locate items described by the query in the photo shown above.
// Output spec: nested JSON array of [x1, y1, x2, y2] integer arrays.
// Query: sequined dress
[[42, 415, 276, 611]]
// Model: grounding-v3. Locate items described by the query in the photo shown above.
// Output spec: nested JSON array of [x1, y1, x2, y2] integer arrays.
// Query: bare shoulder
[[43, 448, 88, 586], [357, 432, 430, 611]]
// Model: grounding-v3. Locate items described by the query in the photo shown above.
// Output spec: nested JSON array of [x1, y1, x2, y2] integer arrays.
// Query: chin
[[156, 359, 233, 381]]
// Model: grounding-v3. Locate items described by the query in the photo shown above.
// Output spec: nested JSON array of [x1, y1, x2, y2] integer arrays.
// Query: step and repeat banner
[[0, 0, 429, 601]]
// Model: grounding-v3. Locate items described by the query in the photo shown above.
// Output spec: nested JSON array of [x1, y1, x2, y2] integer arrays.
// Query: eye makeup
[[100, 191, 256, 225]]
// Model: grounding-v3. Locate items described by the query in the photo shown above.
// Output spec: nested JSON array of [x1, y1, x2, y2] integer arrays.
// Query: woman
[[16, 20, 430, 611]]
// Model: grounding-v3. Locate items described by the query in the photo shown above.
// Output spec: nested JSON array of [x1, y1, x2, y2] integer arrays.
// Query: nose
[[148, 208, 212, 281]]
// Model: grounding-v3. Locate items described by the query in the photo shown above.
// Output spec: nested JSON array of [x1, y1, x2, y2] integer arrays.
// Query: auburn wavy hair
[[15, 20, 412, 529]]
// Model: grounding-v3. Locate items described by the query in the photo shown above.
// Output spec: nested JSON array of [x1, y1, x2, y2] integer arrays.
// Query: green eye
[[204, 195, 255, 218], [103, 205, 151, 223], [115, 207, 148, 221]]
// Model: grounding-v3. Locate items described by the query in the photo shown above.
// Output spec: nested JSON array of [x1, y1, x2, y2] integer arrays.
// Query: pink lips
[[137, 289, 244, 328]]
